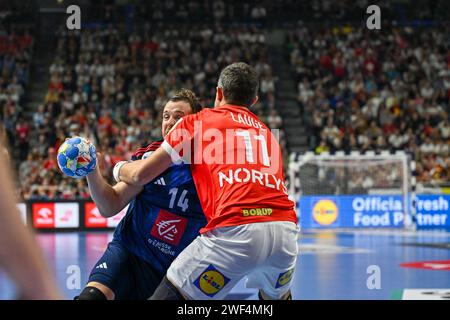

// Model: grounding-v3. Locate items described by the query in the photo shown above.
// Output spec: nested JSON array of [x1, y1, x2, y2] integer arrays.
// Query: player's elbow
[[91, 189, 123, 218], [97, 206, 119, 218], [97, 196, 122, 217]]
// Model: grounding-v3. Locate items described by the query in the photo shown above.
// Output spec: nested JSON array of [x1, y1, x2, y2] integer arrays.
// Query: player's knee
[[149, 276, 185, 300], [258, 289, 292, 300], [75, 286, 108, 300]]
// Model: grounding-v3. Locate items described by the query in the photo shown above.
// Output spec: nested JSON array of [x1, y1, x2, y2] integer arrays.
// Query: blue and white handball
[[57, 136, 97, 178]]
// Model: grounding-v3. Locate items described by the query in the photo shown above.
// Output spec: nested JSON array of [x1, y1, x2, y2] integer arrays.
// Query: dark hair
[[168, 88, 203, 113], [218, 62, 259, 107]]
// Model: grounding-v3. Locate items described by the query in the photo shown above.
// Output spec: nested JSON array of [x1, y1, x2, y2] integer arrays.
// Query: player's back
[[164, 104, 297, 233]]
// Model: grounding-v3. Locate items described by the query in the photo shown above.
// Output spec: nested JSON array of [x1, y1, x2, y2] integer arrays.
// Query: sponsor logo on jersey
[[150, 210, 188, 246], [275, 269, 294, 288], [154, 177, 166, 185], [312, 199, 338, 225], [193, 265, 230, 297], [242, 208, 273, 217], [148, 239, 176, 256], [218, 168, 288, 194], [95, 262, 108, 269]]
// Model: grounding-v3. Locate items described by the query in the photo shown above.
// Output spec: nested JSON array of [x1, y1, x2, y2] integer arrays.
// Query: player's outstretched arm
[[0, 145, 63, 299], [117, 147, 173, 186], [86, 155, 143, 218]]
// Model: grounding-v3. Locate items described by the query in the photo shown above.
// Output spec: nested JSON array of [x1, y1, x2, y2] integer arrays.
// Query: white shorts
[[166, 221, 300, 300]]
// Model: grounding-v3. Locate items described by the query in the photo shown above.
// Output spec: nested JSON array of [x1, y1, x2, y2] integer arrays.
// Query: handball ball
[[57, 137, 97, 178]]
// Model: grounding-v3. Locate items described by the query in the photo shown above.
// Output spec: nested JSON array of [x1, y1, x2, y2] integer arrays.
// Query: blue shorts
[[88, 240, 164, 300]]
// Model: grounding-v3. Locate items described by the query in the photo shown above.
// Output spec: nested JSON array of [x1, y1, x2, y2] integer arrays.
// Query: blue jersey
[[113, 141, 206, 275]]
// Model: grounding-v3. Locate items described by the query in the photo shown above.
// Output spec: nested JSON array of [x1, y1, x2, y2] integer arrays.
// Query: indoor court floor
[[1, 229, 450, 300]]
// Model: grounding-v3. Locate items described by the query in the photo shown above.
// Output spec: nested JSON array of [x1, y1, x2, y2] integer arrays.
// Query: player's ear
[[214, 87, 223, 108], [250, 95, 259, 107], [216, 87, 223, 101]]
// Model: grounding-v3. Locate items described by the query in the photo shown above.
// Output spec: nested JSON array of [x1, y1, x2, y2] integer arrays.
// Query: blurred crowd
[[14, 22, 282, 200], [288, 23, 450, 187], [299, 160, 405, 195], [0, 24, 34, 174], [2, 1, 450, 200], [92, 0, 446, 25]]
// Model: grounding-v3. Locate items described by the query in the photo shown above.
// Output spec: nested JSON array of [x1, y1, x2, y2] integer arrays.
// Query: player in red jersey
[[114, 63, 299, 300]]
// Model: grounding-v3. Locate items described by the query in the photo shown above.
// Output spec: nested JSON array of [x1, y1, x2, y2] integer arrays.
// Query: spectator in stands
[[288, 22, 450, 188]]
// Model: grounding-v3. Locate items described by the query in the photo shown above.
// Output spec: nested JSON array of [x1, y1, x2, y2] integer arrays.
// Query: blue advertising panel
[[297, 195, 450, 229], [298, 195, 406, 228], [415, 195, 450, 229]]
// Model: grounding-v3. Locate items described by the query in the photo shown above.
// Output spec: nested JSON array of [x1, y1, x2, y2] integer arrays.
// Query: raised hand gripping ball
[[57, 137, 97, 178]]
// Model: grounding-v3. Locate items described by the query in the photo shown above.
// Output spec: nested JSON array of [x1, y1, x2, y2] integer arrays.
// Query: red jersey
[[162, 104, 297, 233]]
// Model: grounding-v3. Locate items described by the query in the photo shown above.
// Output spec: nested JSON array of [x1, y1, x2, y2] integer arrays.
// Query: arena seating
[[15, 17, 283, 200], [1, 1, 449, 199], [288, 23, 450, 187]]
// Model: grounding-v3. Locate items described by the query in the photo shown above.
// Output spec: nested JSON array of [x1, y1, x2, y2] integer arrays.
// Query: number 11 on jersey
[[236, 130, 270, 167]]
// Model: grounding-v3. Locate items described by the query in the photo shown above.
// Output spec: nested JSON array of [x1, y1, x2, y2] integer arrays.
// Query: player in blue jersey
[[75, 89, 206, 300]]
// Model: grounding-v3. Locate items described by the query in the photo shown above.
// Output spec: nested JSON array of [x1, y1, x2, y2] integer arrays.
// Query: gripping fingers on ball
[[57, 136, 97, 178]]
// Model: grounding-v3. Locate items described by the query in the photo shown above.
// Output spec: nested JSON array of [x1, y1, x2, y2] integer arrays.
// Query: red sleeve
[[131, 140, 163, 160]]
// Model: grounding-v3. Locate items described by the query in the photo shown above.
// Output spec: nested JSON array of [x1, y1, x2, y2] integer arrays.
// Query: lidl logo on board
[[312, 199, 338, 225], [194, 265, 230, 297]]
